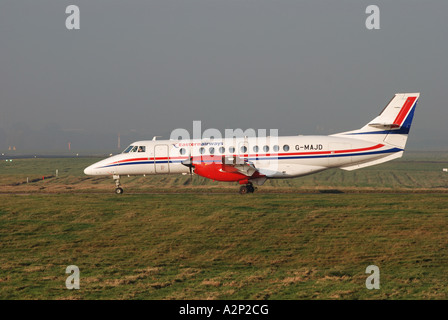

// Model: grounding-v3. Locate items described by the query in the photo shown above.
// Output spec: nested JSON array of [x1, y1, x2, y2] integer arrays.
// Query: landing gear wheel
[[115, 187, 124, 195], [239, 186, 248, 194], [239, 184, 255, 194]]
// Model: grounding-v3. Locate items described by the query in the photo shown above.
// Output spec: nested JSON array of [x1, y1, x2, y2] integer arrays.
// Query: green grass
[[0, 153, 447, 299], [0, 193, 447, 299]]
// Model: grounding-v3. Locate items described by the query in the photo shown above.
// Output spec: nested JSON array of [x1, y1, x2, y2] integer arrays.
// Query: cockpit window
[[123, 145, 134, 153], [123, 145, 143, 153]]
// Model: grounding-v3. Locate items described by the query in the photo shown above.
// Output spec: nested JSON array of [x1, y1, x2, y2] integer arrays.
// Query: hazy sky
[[0, 0, 447, 152]]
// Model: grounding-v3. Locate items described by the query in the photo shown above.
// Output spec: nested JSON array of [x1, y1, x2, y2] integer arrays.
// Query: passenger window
[[253, 145, 259, 153], [240, 146, 247, 153], [209, 147, 215, 154], [199, 147, 205, 154], [283, 145, 290, 152], [263, 145, 269, 153], [219, 146, 225, 154], [273, 145, 279, 152], [229, 146, 235, 153], [179, 148, 186, 155]]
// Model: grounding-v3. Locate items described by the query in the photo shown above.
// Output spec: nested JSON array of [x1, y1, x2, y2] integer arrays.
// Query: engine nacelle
[[193, 162, 248, 182]]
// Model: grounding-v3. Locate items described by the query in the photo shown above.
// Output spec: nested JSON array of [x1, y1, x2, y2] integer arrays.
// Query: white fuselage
[[84, 135, 401, 179]]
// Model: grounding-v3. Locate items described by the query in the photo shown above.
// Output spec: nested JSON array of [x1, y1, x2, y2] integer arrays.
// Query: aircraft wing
[[220, 155, 259, 177]]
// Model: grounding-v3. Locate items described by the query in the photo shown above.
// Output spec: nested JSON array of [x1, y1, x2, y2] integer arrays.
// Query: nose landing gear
[[114, 175, 123, 194]]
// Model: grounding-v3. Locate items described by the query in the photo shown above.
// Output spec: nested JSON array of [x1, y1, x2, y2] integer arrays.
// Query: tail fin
[[332, 93, 420, 149]]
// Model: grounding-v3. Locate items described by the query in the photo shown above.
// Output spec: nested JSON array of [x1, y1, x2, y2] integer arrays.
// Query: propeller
[[181, 152, 194, 184]]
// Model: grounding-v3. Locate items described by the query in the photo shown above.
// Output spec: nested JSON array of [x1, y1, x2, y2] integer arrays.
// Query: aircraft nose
[[84, 165, 94, 175], [84, 157, 117, 176]]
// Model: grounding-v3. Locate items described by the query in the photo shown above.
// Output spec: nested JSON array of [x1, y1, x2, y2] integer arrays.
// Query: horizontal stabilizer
[[368, 123, 401, 129]]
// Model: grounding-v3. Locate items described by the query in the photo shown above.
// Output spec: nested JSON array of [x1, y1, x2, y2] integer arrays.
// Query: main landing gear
[[239, 183, 255, 194], [114, 175, 123, 194]]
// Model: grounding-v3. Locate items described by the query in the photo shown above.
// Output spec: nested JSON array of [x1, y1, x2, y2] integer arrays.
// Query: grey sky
[[0, 0, 447, 152]]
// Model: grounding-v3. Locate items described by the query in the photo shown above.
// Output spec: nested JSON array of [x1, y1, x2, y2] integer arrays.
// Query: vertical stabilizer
[[332, 93, 420, 149]]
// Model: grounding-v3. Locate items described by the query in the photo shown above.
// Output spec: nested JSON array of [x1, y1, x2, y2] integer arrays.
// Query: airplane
[[84, 93, 420, 194]]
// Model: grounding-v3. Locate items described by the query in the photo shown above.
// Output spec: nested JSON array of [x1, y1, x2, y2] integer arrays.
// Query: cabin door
[[154, 145, 170, 173]]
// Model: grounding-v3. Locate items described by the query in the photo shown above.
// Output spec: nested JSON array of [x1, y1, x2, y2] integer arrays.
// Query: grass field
[[0, 153, 448, 299]]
